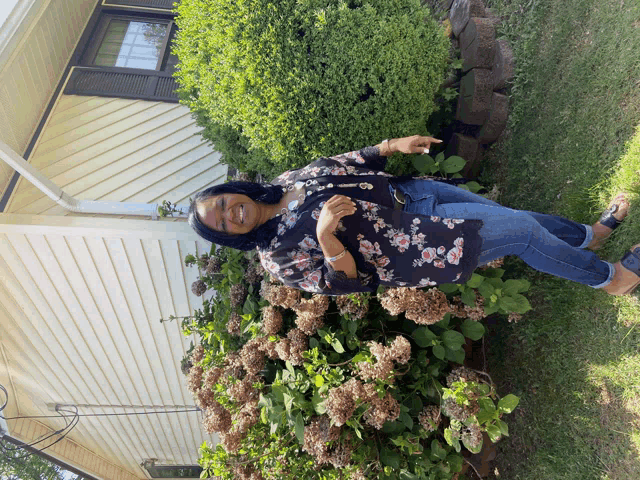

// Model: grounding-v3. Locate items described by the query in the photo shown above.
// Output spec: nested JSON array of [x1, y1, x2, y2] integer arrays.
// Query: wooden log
[[460, 18, 496, 71], [456, 68, 493, 125], [450, 0, 486, 37], [493, 39, 515, 90], [477, 93, 509, 144]]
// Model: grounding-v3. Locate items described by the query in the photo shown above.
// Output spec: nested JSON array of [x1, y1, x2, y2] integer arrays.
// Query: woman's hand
[[316, 195, 357, 237], [378, 135, 442, 156]]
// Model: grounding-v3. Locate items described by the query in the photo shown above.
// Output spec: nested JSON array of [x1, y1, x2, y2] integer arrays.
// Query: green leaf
[[432, 344, 445, 360], [348, 320, 358, 334], [400, 412, 414, 430], [380, 447, 401, 469], [482, 267, 505, 278], [437, 283, 460, 294], [498, 419, 510, 436], [312, 391, 326, 414], [466, 273, 485, 288], [460, 319, 485, 341], [486, 423, 502, 443], [331, 338, 345, 353], [460, 287, 477, 307], [498, 394, 520, 413], [431, 440, 447, 460], [511, 294, 532, 313], [412, 327, 438, 347], [441, 155, 466, 173], [503, 279, 529, 296], [477, 281, 495, 299], [445, 347, 465, 364], [314, 375, 324, 387], [294, 412, 304, 444], [443, 427, 457, 448], [447, 453, 464, 472], [412, 155, 436, 174], [465, 181, 482, 193], [462, 435, 483, 454], [441, 330, 465, 350]]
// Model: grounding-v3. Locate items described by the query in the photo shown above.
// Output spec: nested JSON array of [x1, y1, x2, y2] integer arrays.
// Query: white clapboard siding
[[6, 94, 227, 217], [0, 0, 97, 197], [0, 215, 215, 476]]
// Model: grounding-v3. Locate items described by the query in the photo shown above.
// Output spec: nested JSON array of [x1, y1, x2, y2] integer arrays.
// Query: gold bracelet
[[327, 249, 347, 263]]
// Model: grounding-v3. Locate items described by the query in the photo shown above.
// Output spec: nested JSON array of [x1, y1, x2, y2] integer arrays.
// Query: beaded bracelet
[[327, 249, 347, 263]]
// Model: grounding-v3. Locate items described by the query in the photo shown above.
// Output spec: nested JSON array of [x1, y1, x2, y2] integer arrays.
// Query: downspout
[[0, 140, 189, 218]]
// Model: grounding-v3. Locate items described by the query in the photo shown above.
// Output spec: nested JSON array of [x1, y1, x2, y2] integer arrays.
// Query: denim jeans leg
[[396, 179, 593, 248], [432, 202, 614, 288]]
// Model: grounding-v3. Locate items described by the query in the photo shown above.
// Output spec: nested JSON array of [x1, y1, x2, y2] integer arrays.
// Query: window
[[64, 5, 180, 102], [144, 464, 203, 478]]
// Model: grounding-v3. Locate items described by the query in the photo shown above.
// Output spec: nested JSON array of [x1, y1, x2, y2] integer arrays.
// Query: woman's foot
[[588, 194, 630, 250], [602, 244, 640, 295]]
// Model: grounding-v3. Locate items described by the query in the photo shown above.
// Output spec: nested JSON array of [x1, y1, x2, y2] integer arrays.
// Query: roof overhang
[[0, 0, 46, 71]]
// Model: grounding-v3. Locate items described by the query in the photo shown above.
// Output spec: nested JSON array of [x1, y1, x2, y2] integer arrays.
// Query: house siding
[[5, 94, 226, 216], [0, 0, 98, 199], [10, 417, 142, 479], [0, 215, 215, 477]]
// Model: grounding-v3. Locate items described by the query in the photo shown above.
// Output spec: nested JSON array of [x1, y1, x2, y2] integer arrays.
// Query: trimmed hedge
[[173, 0, 449, 174]]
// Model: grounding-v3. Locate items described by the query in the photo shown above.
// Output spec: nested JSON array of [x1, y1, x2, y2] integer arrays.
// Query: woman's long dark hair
[[188, 181, 284, 251]]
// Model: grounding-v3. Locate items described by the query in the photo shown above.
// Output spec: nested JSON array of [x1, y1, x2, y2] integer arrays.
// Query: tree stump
[[456, 69, 493, 125], [477, 93, 509, 144], [460, 18, 496, 71], [493, 39, 515, 90], [450, 0, 486, 37]]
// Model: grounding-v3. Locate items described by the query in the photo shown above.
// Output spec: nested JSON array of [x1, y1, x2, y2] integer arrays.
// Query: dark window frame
[[81, 13, 175, 72]]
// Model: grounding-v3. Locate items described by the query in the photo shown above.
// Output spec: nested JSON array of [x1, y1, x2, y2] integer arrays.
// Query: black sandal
[[620, 246, 640, 294]]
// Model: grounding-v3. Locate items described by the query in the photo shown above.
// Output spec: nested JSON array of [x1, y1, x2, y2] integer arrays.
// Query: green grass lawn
[[477, 0, 640, 478]]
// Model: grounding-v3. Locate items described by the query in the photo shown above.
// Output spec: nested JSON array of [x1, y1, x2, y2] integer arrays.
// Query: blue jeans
[[393, 179, 614, 288]]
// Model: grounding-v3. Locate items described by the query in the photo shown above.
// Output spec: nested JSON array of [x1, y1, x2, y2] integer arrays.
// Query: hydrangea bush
[[172, 0, 450, 175], [171, 247, 530, 479]]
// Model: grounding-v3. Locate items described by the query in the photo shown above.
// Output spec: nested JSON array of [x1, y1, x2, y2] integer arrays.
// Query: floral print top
[[257, 147, 483, 295]]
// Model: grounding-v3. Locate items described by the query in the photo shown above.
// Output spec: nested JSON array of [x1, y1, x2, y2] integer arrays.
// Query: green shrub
[[173, 0, 450, 174]]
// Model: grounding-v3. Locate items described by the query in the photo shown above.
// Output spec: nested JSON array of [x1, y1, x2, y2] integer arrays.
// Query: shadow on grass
[[485, 263, 640, 480]]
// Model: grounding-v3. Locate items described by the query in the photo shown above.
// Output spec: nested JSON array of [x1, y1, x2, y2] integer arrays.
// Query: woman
[[189, 135, 639, 295]]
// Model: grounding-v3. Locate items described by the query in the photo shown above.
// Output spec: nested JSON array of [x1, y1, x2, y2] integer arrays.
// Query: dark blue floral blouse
[[257, 147, 483, 295]]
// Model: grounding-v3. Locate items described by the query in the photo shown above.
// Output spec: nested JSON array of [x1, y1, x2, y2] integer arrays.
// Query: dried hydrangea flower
[[205, 256, 221, 274], [244, 262, 265, 284], [233, 402, 260, 434], [451, 293, 486, 321], [186, 365, 204, 394], [335, 294, 369, 320], [202, 401, 232, 434], [481, 257, 504, 269], [261, 306, 283, 335], [195, 388, 217, 410], [203, 366, 223, 389], [388, 336, 411, 364], [363, 392, 400, 429], [227, 312, 243, 336], [230, 283, 248, 308], [295, 311, 325, 336], [287, 328, 308, 366], [228, 374, 260, 404], [190, 345, 205, 364], [293, 294, 330, 317], [239, 338, 266, 375], [302, 416, 341, 465], [275, 338, 291, 362], [191, 279, 207, 297], [220, 428, 244, 453], [508, 312, 523, 323], [378, 287, 451, 325], [446, 366, 481, 387], [418, 405, 441, 432], [461, 424, 484, 448], [261, 283, 301, 309]]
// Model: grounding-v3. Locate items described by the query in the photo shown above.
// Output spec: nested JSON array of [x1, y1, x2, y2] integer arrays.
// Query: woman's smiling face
[[197, 193, 263, 235]]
